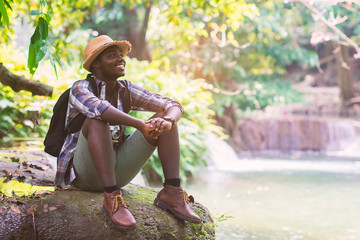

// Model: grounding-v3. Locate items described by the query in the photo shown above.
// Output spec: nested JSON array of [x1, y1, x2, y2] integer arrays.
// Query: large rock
[[0, 184, 214, 240]]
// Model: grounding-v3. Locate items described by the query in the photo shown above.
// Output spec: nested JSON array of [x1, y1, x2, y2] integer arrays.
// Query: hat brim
[[83, 40, 131, 71]]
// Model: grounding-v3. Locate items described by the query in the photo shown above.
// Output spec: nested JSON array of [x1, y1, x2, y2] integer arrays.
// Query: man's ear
[[92, 59, 100, 69], [91, 59, 101, 72]]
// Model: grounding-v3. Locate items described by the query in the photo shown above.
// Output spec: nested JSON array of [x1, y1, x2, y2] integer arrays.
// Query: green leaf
[[0, 0, 10, 27], [3, 0, 12, 10], [0, 178, 55, 197], [28, 28, 40, 74], [11, 157, 20, 162], [27, 17, 49, 75], [38, 17, 48, 39], [35, 42, 47, 63], [43, 13, 51, 23]]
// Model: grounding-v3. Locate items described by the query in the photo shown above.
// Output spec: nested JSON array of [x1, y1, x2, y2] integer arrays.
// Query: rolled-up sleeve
[[69, 80, 111, 120], [129, 82, 184, 114]]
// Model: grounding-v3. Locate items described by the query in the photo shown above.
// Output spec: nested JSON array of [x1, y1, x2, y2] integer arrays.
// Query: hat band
[[91, 42, 112, 55]]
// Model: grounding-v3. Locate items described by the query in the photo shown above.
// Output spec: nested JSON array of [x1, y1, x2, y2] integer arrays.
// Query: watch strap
[[164, 116, 176, 128]]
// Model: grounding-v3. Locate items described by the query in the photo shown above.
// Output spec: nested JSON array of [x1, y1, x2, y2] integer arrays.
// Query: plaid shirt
[[54, 76, 183, 186]]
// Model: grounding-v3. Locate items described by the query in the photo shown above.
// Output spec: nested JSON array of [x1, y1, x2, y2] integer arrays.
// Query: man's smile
[[115, 61, 125, 71]]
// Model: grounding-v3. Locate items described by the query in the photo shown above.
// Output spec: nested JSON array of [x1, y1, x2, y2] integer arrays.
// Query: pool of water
[[184, 159, 360, 240]]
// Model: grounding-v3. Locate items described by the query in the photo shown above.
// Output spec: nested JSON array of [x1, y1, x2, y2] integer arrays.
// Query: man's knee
[[143, 134, 158, 147], [82, 118, 109, 139]]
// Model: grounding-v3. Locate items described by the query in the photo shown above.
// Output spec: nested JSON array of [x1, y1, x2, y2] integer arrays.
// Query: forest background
[[1, 0, 360, 183]]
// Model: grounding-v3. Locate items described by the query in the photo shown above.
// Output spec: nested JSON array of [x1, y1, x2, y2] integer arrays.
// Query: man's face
[[93, 45, 126, 79]]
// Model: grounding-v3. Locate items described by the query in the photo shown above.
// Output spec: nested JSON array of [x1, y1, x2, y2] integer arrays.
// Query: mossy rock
[[0, 184, 215, 240]]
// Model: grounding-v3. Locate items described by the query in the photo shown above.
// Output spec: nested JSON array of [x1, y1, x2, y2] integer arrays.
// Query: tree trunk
[[0, 184, 215, 240], [123, 4, 152, 61], [334, 41, 354, 105], [0, 63, 53, 97]]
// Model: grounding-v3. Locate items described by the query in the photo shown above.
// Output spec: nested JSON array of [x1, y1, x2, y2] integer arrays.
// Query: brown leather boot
[[103, 189, 136, 230], [154, 184, 201, 223]]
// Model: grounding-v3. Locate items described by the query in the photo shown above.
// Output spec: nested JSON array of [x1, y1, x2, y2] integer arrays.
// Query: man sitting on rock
[[54, 35, 201, 229]]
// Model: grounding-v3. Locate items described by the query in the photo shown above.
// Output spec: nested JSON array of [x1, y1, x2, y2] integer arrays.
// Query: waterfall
[[231, 117, 360, 157]]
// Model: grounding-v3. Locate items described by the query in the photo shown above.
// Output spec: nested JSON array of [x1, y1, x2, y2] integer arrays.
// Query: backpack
[[44, 74, 130, 157]]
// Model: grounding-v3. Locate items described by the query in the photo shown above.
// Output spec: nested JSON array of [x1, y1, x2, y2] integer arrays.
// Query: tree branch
[[0, 63, 53, 97], [298, 0, 360, 58], [0, 117, 25, 139]]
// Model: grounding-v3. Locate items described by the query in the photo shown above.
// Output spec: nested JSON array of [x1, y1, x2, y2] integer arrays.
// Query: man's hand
[[145, 117, 172, 139], [140, 121, 157, 139]]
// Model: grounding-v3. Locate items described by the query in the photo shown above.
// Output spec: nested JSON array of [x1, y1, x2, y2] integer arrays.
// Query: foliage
[[0, 0, 316, 117], [82, 0, 308, 116], [0, 44, 53, 145], [0, 0, 12, 29], [27, 14, 56, 76], [213, 214, 234, 222], [0, 87, 52, 146], [0, 177, 54, 197], [0, 0, 118, 75], [211, 77, 305, 117], [1, 0, 259, 73], [124, 57, 222, 181], [0, 41, 86, 145], [147, 0, 318, 116]]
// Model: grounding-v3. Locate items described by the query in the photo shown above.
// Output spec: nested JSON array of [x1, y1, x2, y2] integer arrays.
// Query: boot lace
[[180, 190, 195, 206], [111, 192, 127, 214]]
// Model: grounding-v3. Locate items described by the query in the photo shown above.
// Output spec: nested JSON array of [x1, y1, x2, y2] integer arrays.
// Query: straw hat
[[83, 35, 132, 71]]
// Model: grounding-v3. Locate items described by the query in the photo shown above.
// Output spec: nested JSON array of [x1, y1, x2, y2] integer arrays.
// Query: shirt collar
[[93, 76, 121, 88], [92, 76, 121, 101]]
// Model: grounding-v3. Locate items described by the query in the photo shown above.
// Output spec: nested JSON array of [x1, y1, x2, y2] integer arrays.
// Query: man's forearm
[[101, 105, 144, 130], [165, 106, 183, 123]]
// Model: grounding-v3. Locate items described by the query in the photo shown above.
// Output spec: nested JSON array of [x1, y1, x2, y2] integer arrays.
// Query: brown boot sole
[[103, 206, 137, 230], [154, 198, 201, 224]]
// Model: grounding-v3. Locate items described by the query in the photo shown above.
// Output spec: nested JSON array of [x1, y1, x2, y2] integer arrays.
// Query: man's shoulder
[[72, 76, 98, 88], [72, 78, 88, 86], [69, 79, 95, 97]]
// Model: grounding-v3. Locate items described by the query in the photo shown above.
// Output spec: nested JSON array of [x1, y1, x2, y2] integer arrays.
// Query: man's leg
[[158, 125, 180, 181], [81, 118, 136, 229], [82, 118, 116, 187], [146, 125, 201, 223]]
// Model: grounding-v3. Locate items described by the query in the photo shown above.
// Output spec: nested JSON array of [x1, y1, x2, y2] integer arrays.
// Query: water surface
[[185, 158, 360, 240]]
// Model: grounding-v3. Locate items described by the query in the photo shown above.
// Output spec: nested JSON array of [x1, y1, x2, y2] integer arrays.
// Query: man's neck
[[92, 75, 117, 100], [93, 74, 117, 87], [105, 80, 117, 91]]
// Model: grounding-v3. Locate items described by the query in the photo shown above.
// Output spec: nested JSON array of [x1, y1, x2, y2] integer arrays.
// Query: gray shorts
[[71, 129, 156, 191]]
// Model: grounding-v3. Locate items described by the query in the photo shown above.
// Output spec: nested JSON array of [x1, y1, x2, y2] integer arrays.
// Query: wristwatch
[[163, 116, 176, 128]]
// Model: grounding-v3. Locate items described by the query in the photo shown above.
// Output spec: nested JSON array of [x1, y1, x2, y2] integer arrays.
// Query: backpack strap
[[86, 74, 98, 96], [65, 74, 98, 134]]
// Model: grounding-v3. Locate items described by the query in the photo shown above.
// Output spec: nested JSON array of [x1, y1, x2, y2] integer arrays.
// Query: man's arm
[[101, 105, 154, 137], [163, 106, 183, 125], [126, 82, 184, 137]]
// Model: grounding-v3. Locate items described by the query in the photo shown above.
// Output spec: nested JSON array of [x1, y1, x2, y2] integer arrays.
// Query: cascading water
[[326, 119, 360, 155], [231, 117, 360, 157]]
